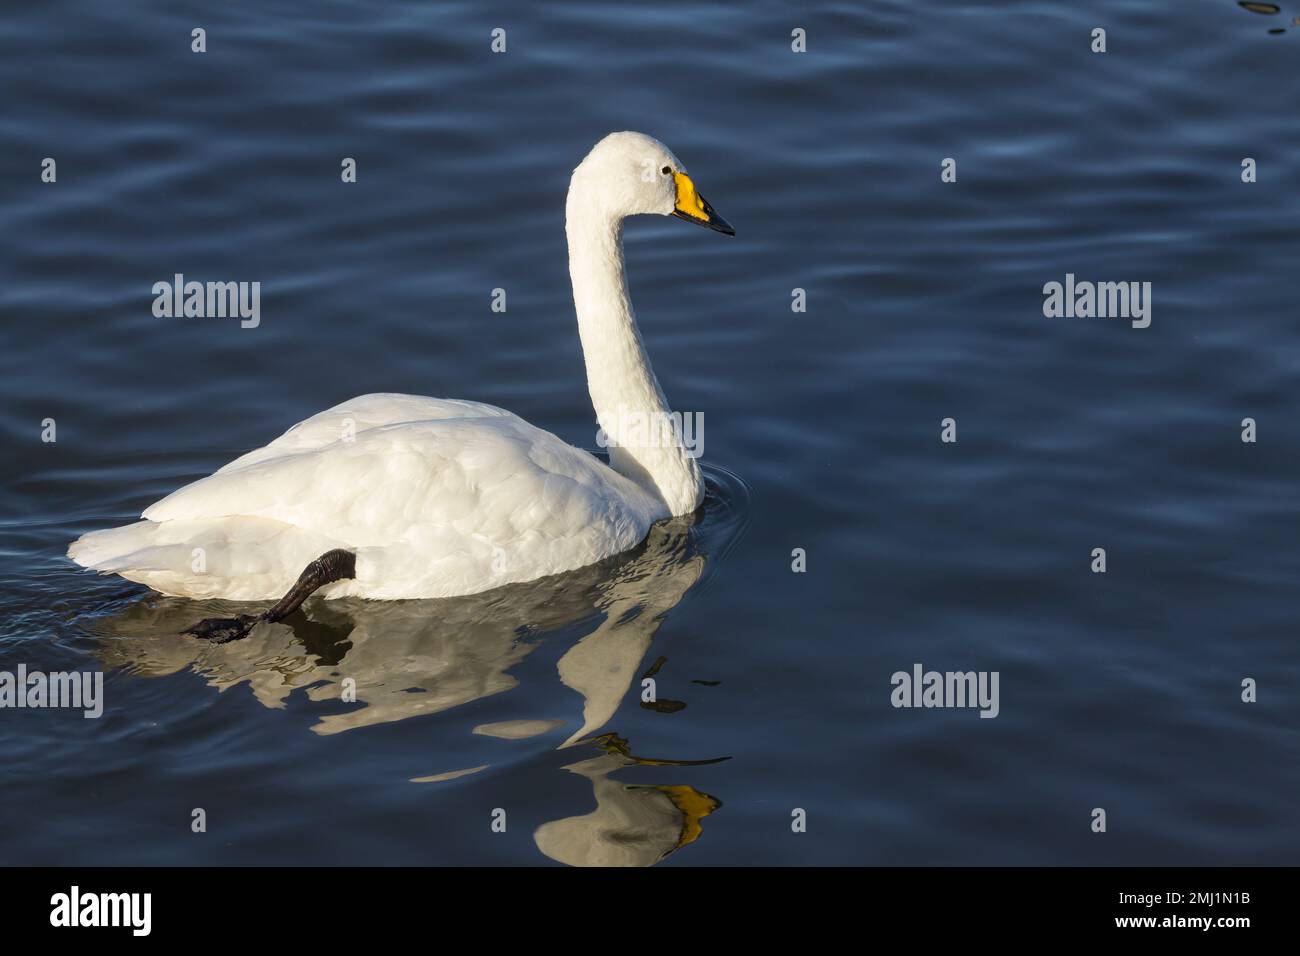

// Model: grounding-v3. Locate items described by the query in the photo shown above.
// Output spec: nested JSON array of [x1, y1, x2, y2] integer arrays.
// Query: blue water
[[2, 0, 1298, 865]]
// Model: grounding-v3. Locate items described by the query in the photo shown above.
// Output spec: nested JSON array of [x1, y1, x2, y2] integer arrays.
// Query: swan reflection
[[535, 733, 725, 867], [93, 513, 703, 736], [87, 470, 747, 865]]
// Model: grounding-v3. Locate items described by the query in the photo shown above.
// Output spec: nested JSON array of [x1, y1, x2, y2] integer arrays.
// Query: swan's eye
[[661, 166, 672, 176]]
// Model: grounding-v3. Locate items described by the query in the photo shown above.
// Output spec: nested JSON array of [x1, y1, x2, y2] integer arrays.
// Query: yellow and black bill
[[671, 171, 735, 236]]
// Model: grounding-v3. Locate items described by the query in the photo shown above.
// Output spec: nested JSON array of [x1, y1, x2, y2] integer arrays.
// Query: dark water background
[[1, 1, 1298, 865]]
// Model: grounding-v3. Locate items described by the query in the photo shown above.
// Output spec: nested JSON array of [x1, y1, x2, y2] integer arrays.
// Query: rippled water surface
[[2, 1, 1299, 865]]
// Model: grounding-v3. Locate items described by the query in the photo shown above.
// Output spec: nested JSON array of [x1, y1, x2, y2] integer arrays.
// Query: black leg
[[183, 549, 357, 644]]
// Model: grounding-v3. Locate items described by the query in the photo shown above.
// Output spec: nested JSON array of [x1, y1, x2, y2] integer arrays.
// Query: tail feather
[[68, 521, 165, 571], [67, 517, 348, 600]]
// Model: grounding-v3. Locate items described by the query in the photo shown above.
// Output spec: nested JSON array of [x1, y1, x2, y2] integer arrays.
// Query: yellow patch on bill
[[674, 172, 708, 221]]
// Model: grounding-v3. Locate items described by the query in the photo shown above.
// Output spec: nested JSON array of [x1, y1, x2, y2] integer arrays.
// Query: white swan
[[68, 131, 734, 639]]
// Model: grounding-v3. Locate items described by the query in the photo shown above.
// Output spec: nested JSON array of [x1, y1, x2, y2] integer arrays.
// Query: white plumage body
[[68, 393, 666, 600]]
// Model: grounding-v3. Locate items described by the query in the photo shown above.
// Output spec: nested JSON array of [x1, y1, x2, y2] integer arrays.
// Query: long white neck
[[565, 192, 704, 516]]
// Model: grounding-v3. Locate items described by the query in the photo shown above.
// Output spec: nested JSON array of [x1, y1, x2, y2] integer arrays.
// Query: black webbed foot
[[180, 549, 356, 645], [182, 613, 261, 644]]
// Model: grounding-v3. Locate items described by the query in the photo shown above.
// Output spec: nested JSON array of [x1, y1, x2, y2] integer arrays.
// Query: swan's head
[[570, 131, 734, 236]]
